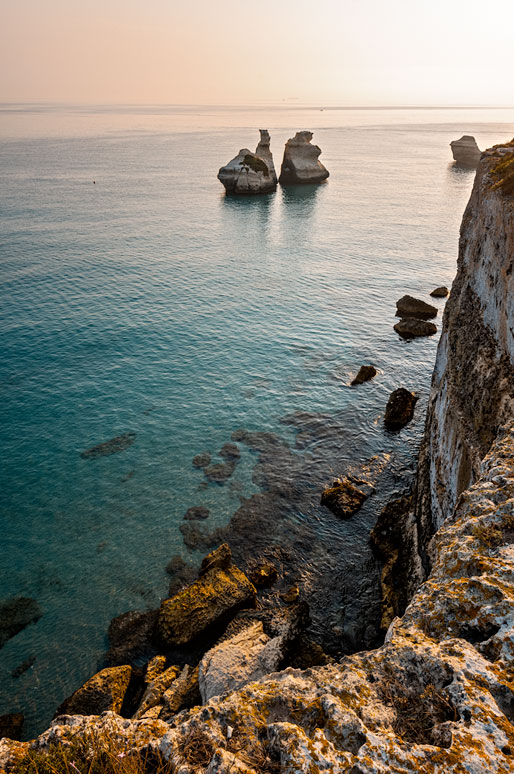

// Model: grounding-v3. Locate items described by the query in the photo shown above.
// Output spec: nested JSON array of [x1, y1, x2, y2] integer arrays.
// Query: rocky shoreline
[[1, 142, 513, 772]]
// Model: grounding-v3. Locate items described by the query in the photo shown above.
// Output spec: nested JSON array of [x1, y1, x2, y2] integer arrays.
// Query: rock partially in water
[[384, 388, 418, 430], [199, 543, 232, 576], [430, 286, 449, 298], [450, 135, 482, 167], [80, 432, 136, 459], [249, 562, 278, 588], [396, 295, 438, 319], [217, 130, 277, 194], [351, 365, 378, 385], [179, 522, 215, 551], [320, 477, 372, 519], [279, 131, 329, 184], [183, 506, 210, 521], [56, 666, 132, 717], [11, 656, 36, 679], [394, 318, 438, 338], [192, 451, 211, 468], [0, 597, 41, 649], [155, 551, 256, 648], [0, 714, 24, 741], [219, 442, 241, 460], [204, 461, 236, 483]]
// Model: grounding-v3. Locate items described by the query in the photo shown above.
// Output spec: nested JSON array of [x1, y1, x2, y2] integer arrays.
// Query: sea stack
[[217, 130, 277, 194], [450, 135, 481, 167], [279, 131, 329, 184]]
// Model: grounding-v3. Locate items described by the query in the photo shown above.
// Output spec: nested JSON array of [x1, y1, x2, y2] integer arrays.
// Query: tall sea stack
[[279, 131, 329, 184]]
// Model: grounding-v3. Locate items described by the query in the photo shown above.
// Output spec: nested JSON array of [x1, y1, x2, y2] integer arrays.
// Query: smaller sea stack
[[279, 131, 329, 184]]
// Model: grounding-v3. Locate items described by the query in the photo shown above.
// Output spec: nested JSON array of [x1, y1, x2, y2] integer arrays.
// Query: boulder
[[199, 543, 232, 576], [450, 135, 481, 167], [0, 597, 41, 649], [155, 554, 256, 648], [384, 388, 418, 430], [394, 318, 438, 338], [160, 664, 201, 718], [56, 666, 132, 717], [204, 461, 235, 483], [192, 452, 211, 468], [279, 131, 329, 184], [0, 714, 24, 741], [219, 442, 241, 460], [430, 286, 449, 297], [249, 563, 278, 588], [351, 365, 377, 385], [183, 506, 210, 521], [80, 432, 135, 459], [395, 295, 437, 319], [320, 476, 373, 519], [217, 130, 277, 194]]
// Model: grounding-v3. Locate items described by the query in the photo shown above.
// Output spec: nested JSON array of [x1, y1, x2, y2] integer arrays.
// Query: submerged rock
[[192, 451, 211, 468], [394, 318, 438, 338], [384, 388, 418, 429], [279, 131, 329, 184], [0, 714, 24, 741], [430, 286, 449, 297], [320, 476, 373, 519], [183, 506, 210, 521], [219, 442, 241, 460], [396, 294, 438, 319], [204, 461, 236, 483], [56, 666, 132, 717], [11, 656, 36, 679], [450, 135, 481, 167], [351, 365, 377, 385], [106, 609, 158, 666], [155, 548, 256, 648], [0, 597, 41, 649], [80, 432, 135, 459], [217, 130, 277, 194]]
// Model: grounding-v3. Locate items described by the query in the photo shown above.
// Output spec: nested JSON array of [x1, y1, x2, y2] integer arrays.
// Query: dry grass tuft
[[488, 141, 514, 197], [178, 726, 215, 768]]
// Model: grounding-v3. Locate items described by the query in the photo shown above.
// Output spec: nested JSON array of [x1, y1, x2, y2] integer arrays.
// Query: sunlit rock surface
[[450, 135, 482, 167], [217, 130, 277, 194], [279, 131, 329, 184]]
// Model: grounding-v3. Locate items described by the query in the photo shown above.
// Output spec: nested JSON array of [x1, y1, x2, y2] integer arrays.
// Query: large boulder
[[279, 131, 329, 184], [450, 135, 481, 167], [155, 547, 256, 647], [384, 388, 418, 430], [217, 130, 277, 194], [320, 476, 373, 519], [56, 666, 132, 716], [394, 318, 438, 338], [396, 295, 437, 319]]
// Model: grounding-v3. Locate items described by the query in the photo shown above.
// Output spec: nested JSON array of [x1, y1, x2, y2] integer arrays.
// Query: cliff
[[2, 145, 514, 774]]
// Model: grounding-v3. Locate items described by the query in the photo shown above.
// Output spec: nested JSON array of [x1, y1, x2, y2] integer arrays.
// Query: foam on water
[[1, 104, 514, 736]]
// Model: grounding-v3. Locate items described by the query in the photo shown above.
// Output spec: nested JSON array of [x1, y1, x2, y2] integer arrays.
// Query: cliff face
[[416, 145, 514, 563]]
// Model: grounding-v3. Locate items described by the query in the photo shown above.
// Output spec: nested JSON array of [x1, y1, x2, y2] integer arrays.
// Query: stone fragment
[[279, 131, 329, 184], [450, 135, 481, 166], [218, 130, 277, 194], [0, 597, 41, 650], [193, 452, 211, 468], [430, 286, 449, 297], [249, 563, 278, 588], [56, 666, 132, 716], [351, 365, 378, 385], [145, 655, 167, 684], [184, 506, 210, 521], [384, 388, 418, 430], [320, 477, 372, 519], [80, 432, 135, 459], [396, 295, 438, 319], [0, 714, 24, 741], [394, 318, 438, 338], [155, 560, 256, 648]]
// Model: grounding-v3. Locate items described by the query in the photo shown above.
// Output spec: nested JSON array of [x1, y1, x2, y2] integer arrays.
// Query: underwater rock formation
[[450, 135, 482, 167], [279, 131, 329, 184], [217, 130, 277, 194]]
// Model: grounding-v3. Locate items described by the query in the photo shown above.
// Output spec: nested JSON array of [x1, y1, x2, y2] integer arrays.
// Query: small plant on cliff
[[489, 140, 514, 197], [242, 154, 269, 177], [11, 731, 173, 774]]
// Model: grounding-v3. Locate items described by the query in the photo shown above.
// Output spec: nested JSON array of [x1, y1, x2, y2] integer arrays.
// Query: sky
[[1, 0, 514, 106]]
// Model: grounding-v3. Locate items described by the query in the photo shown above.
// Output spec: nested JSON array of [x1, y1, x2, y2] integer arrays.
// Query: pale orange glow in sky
[[1, 0, 514, 105]]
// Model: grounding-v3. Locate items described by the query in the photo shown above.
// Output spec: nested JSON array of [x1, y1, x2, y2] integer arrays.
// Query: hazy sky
[[1, 0, 514, 105]]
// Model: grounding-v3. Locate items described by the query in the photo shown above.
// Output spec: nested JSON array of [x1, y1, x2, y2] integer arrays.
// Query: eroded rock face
[[416, 144, 514, 543], [279, 131, 329, 184], [450, 135, 482, 167], [217, 130, 277, 194]]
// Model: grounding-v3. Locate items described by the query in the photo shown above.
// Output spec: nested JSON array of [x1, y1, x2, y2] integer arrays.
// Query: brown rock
[[384, 388, 418, 430], [200, 543, 232, 576], [394, 318, 438, 338], [351, 365, 378, 385], [183, 506, 210, 521], [430, 286, 449, 298], [56, 666, 132, 716], [249, 563, 279, 588], [320, 477, 371, 519], [396, 295, 438, 319]]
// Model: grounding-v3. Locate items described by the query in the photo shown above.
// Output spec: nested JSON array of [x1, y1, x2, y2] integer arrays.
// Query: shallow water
[[1, 104, 514, 737]]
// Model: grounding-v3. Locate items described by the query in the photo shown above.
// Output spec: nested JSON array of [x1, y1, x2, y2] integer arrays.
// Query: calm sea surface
[[2, 104, 514, 737]]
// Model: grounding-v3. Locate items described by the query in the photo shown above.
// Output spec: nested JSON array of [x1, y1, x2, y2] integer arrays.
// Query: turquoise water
[[1, 104, 514, 737]]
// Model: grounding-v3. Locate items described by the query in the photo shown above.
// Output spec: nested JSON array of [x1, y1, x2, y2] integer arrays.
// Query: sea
[[1, 103, 514, 738]]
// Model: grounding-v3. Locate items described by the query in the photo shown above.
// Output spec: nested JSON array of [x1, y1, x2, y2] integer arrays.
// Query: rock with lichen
[[55, 666, 132, 717]]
